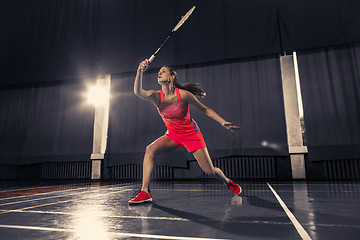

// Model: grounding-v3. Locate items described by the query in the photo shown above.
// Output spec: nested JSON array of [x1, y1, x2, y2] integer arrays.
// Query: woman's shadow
[[151, 194, 292, 238]]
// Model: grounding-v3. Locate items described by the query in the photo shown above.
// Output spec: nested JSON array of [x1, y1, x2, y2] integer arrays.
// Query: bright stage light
[[87, 85, 110, 107]]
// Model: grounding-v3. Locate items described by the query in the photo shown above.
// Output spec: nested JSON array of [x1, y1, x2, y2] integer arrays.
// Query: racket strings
[[173, 6, 196, 32]]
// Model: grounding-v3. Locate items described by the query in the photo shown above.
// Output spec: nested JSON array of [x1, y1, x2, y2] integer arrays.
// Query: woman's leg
[[142, 135, 178, 192], [192, 148, 229, 184]]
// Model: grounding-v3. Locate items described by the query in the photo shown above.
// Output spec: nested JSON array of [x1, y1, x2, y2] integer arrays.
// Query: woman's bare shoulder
[[178, 88, 192, 96], [178, 88, 193, 102]]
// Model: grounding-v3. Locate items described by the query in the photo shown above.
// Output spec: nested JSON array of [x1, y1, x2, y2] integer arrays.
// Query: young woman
[[129, 59, 241, 204]]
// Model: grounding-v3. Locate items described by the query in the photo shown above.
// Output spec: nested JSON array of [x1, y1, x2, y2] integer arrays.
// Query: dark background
[[0, 0, 359, 170], [1, 0, 360, 84]]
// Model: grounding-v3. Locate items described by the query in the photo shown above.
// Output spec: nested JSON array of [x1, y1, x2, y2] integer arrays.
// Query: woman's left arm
[[183, 91, 240, 132]]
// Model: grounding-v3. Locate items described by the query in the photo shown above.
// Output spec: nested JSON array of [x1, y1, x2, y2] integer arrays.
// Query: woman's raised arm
[[134, 59, 157, 103]]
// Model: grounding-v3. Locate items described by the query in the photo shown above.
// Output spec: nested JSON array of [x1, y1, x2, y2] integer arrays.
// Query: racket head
[[172, 6, 196, 32]]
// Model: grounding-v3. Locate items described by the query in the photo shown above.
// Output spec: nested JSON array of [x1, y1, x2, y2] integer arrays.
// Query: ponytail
[[164, 66, 206, 97]]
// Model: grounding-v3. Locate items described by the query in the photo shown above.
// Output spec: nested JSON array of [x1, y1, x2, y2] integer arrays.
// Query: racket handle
[[149, 55, 156, 63]]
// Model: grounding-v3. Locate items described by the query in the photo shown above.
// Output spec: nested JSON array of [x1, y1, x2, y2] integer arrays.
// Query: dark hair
[[164, 66, 206, 97]]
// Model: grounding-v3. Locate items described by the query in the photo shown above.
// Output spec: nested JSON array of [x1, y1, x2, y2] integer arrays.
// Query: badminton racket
[[148, 5, 196, 63]]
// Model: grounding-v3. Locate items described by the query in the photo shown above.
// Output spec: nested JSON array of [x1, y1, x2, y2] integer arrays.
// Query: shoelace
[[131, 188, 151, 197], [132, 189, 141, 197]]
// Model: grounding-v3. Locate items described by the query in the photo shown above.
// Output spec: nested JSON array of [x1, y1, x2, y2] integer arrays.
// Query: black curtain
[[1, 0, 281, 84], [278, 0, 360, 52], [3, 0, 360, 85], [0, 81, 95, 165], [107, 55, 288, 167], [0, 0, 99, 85], [298, 44, 360, 161]]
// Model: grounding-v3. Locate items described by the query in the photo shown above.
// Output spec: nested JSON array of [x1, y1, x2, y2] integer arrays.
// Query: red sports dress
[[158, 88, 206, 152]]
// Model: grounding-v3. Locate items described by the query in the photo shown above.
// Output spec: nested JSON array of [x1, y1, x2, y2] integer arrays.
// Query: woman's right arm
[[134, 59, 156, 102]]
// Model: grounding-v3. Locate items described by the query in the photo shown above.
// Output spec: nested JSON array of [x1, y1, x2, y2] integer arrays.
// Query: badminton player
[[129, 59, 241, 204]]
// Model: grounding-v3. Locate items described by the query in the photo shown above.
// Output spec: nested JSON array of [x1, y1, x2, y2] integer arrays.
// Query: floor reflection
[[292, 183, 317, 240], [231, 195, 243, 206], [70, 199, 111, 239], [128, 203, 152, 234]]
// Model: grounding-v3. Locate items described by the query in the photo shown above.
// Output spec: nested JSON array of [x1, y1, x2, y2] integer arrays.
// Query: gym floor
[[0, 180, 359, 240]]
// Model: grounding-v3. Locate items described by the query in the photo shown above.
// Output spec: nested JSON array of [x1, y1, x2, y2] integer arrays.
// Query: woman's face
[[157, 67, 172, 84]]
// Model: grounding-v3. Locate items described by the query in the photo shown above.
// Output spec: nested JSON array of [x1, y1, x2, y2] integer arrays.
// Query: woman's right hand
[[138, 59, 151, 72], [222, 122, 241, 132]]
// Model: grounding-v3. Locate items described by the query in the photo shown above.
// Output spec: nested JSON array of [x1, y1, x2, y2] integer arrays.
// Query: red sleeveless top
[[158, 88, 200, 134]]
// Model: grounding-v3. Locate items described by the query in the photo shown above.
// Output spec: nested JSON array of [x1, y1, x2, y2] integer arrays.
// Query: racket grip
[[149, 55, 156, 63]]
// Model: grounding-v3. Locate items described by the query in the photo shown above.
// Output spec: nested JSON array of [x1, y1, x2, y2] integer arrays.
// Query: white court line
[[0, 183, 133, 201], [0, 194, 78, 207], [0, 209, 190, 221], [3, 209, 360, 229], [0, 183, 115, 194], [0, 184, 135, 206], [0, 188, 133, 215], [0, 185, 71, 193], [0, 209, 304, 226], [267, 183, 312, 240], [0, 224, 230, 240], [0, 185, 112, 201]]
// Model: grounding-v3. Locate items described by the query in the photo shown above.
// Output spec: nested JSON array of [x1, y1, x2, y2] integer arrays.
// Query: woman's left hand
[[222, 122, 240, 132]]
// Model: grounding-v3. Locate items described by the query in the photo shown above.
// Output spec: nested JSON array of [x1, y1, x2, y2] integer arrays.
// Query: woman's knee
[[145, 144, 153, 155], [145, 144, 157, 157]]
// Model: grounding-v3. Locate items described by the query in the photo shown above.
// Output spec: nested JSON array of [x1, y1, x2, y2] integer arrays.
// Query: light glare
[[87, 85, 109, 107]]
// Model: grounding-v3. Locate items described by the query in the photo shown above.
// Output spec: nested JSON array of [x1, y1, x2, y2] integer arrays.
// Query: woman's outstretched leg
[[142, 135, 178, 191], [193, 148, 242, 195], [129, 135, 177, 204]]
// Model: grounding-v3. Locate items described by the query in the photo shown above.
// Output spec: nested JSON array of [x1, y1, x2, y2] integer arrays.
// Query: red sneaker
[[128, 190, 153, 204], [226, 179, 242, 196]]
